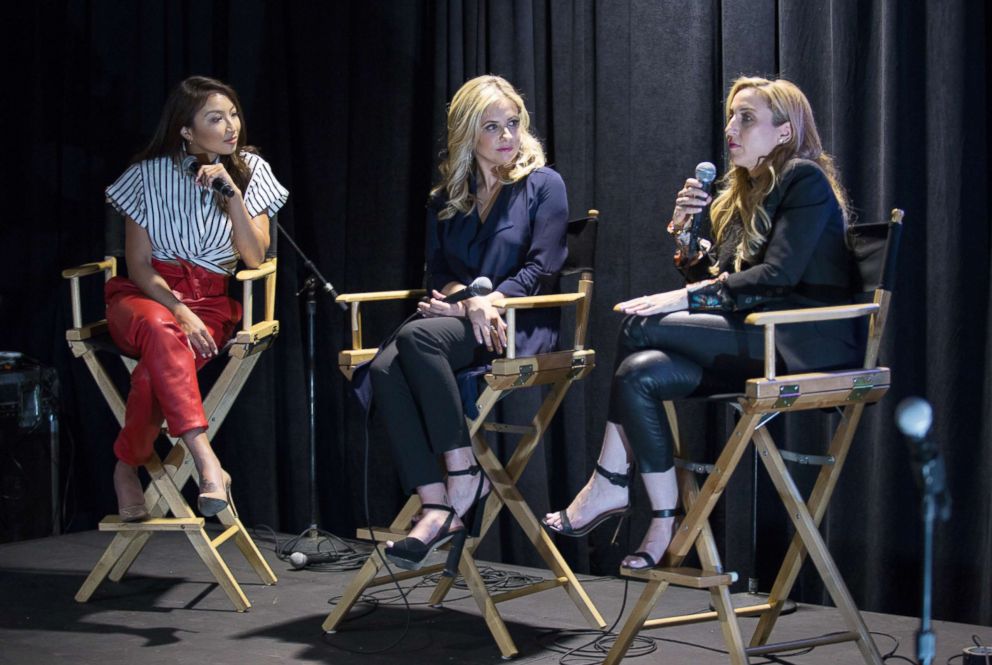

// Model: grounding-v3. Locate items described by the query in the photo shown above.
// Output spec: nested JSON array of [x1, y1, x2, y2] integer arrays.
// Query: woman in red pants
[[104, 76, 288, 521]]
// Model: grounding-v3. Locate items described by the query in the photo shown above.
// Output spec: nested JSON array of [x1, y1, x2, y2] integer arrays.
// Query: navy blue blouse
[[426, 166, 569, 358]]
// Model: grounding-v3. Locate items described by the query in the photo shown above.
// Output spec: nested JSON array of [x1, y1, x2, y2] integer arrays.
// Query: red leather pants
[[105, 259, 242, 466]]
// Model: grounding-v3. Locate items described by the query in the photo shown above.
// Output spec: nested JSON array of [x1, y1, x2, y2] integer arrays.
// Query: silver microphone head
[[895, 397, 933, 440], [288, 551, 309, 570], [469, 276, 493, 296], [182, 155, 199, 175], [695, 161, 718, 186]]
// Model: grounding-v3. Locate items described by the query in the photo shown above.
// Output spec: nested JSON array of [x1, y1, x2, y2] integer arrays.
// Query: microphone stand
[[915, 447, 951, 665], [275, 221, 347, 556]]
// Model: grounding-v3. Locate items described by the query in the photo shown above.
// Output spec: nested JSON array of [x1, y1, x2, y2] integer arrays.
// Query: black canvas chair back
[[563, 212, 599, 276]]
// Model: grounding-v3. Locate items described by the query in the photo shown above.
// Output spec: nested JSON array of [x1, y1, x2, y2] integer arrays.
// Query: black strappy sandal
[[620, 508, 678, 570], [543, 463, 633, 537], [442, 464, 490, 578], [384, 504, 465, 571]]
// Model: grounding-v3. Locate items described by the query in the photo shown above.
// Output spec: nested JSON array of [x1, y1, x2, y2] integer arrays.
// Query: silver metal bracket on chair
[[846, 376, 874, 402], [675, 458, 716, 474], [513, 364, 534, 387], [779, 450, 836, 466], [774, 384, 800, 409], [568, 356, 587, 379]]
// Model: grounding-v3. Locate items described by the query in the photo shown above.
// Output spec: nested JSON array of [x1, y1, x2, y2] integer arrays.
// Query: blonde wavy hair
[[709, 76, 849, 271], [431, 75, 546, 220]]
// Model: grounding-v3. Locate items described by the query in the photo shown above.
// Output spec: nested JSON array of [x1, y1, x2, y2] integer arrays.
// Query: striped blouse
[[105, 152, 289, 274]]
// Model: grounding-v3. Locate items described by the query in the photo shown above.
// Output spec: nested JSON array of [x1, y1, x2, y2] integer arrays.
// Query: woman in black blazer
[[371, 75, 569, 571], [543, 76, 858, 570]]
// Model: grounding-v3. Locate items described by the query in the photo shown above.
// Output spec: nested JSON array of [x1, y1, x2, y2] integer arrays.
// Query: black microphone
[[686, 161, 718, 255], [895, 397, 951, 520], [289, 550, 338, 569], [183, 155, 236, 198], [442, 276, 493, 304]]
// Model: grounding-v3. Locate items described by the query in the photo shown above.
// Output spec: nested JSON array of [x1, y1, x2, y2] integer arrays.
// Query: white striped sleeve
[[243, 154, 289, 218], [105, 163, 146, 227]]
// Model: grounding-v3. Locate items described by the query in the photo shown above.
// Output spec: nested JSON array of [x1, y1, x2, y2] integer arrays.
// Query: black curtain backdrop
[[2, 0, 989, 626]]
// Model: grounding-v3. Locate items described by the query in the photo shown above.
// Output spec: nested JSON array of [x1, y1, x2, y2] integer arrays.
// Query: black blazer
[[689, 159, 860, 371]]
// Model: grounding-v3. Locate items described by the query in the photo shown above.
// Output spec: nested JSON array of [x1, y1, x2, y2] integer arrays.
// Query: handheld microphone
[[183, 155, 236, 198], [289, 550, 339, 569], [442, 276, 493, 304], [686, 161, 718, 255]]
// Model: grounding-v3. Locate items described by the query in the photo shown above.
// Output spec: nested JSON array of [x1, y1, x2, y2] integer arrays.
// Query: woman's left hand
[[195, 163, 242, 198], [465, 297, 508, 353], [616, 288, 689, 316]]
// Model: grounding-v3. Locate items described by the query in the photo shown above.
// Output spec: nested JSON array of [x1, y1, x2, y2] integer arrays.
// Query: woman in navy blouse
[[105, 76, 288, 522], [543, 77, 858, 570], [370, 75, 569, 570]]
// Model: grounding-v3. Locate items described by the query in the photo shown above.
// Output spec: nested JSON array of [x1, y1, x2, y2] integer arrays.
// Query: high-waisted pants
[[607, 310, 769, 473], [104, 259, 241, 467], [369, 316, 494, 493]]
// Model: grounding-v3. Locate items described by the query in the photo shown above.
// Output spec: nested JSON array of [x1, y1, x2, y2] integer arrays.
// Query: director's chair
[[66, 207, 278, 612], [324, 210, 606, 658], [603, 209, 904, 664]]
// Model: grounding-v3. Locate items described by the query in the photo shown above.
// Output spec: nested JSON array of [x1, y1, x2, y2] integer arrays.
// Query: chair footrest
[[356, 527, 408, 542], [491, 577, 567, 604], [624, 566, 737, 588], [99, 515, 204, 531]]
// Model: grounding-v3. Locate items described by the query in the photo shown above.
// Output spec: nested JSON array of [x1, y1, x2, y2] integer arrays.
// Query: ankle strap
[[447, 464, 481, 477], [420, 503, 455, 513], [595, 463, 632, 488], [652, 508, 677, 518]]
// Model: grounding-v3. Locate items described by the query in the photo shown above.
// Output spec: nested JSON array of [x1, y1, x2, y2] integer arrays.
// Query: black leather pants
[[607, 311, 767, 472]]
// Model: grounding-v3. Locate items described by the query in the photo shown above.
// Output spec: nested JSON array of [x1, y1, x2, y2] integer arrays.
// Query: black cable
[[59, 405, 77, 533]]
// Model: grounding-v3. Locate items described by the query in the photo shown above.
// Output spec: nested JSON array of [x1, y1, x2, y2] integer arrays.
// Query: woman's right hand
[[669, 177, 713, 232], [417, 289, 466, 318], [465, 297, 508, 354], [173, 304, 218, 358]]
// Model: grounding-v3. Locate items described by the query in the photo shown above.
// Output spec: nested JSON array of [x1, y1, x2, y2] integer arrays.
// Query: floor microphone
[[289, 550, 338, 569]]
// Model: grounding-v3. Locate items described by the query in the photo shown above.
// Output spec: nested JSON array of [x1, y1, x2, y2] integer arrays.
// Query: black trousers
[[607, 311, 769, 473], [369, 316, 494, 493]]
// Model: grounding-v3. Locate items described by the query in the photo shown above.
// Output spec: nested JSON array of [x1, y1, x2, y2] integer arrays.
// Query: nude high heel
[[197, 470, 233, 517]]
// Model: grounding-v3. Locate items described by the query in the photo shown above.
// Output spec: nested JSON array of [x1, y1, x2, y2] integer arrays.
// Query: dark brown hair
[[133, 75, 256, 195]]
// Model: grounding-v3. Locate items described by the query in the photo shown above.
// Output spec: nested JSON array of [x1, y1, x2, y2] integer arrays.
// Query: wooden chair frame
[[323, 211, 606, 658], [64, 255, 278, 612], [603, 209, 904, 665]]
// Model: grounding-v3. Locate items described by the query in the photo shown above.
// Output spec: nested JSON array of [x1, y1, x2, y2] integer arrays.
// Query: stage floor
[[0, 528, 985, 664]]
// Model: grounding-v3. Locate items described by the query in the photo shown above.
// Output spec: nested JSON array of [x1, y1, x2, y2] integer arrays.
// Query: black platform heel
[[543, 463, 634, 537], [442, 465, 489, 578], [620, 508, 678, 570], [384, 503, 464, 571]]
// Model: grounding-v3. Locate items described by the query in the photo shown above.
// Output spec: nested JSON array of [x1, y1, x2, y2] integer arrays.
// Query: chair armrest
[[63, 258, 118, 329], [62, 259, 116, 279], [745, 303, 879, 380], [744, 303, 879, 327], [498, 294, 587, 359], [492, 293, 585, 309], [336, 289, 427, 303], [235, 259, 277, 281], [337, 289, 426, 352], [237, 259, 278, 330]]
